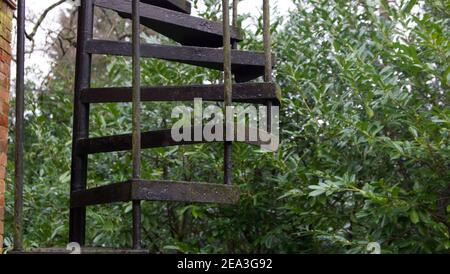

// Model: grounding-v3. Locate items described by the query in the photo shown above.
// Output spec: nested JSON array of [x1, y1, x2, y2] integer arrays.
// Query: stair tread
[[81, 83, 281, 105], [94, 0, 241, 47], [86, 40, 273, 82], [71, 180, 240, 206], [77, 126, 268, 155], [141, 0, 191, 14]]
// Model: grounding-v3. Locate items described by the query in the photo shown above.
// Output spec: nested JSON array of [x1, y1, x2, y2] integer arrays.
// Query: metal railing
[[222, 0, 272, 186], [131, 0, 142, 250]]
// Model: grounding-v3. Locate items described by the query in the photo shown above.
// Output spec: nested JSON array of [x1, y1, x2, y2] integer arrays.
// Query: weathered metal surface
[[132, 200, 141, 250], [141, 0, 191, 14], [76, 125, 267, 155], [71, 180, 240, 207], [131, 0, 142, 250], [232, 0, 238, 28], [132, 180, 240, 204], [263, 0, 273, 83], [71, 182, 132, 207], [14, 0, 25, 252], [94, 0, 242, 47], [223, 0, 233, 186], [69, 0, 94, 246], [132, 0, 142, 181], [85, 39, 273, 82], [77, 128, 200, 154], [263, 0, 273, 133], [81, 83, 280, 105]]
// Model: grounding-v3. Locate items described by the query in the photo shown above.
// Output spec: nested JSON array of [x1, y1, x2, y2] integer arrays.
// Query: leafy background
[[3, 0, 449, 253]]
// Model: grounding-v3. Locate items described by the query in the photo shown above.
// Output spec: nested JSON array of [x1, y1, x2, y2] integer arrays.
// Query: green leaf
[[409, 210, 419, 224], [402, 0, 418, 13], [408, 126, 418, 138], [309, 188, 326, 197], [278, 189, 303, 200]]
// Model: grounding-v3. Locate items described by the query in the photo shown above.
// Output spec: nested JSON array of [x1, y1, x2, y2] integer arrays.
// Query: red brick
[[0, 151, 6, 165], [0, 165, 5, 180], [0, 127, 7, 141], [0, 91, 9, 103], [0, 178, 4, 193], [0, 142, 6, 158], [0, 205, 4, 221], [0, 113, 7, 128], [0, 101, 9, 115]]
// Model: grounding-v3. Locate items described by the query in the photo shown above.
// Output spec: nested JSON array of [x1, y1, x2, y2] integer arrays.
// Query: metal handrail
[[131, 0, 142, 250], [263, 0, 272, 132], [223, 0, 232, 186]]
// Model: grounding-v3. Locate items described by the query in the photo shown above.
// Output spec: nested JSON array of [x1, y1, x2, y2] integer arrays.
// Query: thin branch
[[25, 0, 68, 41]]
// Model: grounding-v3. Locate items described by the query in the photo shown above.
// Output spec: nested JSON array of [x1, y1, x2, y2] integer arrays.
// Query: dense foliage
[[3, 0, 449, 253]]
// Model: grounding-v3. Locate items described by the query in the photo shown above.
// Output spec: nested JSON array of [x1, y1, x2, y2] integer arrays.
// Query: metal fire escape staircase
[[66, 0, 278, 249]]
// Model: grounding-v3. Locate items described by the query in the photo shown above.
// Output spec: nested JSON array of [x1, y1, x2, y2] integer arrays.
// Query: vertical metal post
[[263, 0, 272, 83], [131, 0, 142, 250], [223, 0, 232, 186], [14, 0, 25, 252], [232, 0, 238, 49], [263, 0, 272, 132], [70, 0, 94, 245], [232, 1, 238, 34]]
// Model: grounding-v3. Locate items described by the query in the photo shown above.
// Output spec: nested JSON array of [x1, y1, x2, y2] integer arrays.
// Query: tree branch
[[24, 0, 68, 41]]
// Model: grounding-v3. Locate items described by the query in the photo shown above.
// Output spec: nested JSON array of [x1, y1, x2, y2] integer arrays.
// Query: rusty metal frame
[[223, 0, 233, 186], [263, 0, 273, 132], [131, 0, 142, 250], [69, 0, 94, 245]]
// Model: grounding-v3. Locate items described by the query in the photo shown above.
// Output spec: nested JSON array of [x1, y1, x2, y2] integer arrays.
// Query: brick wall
[[0, 0, 15, 253]]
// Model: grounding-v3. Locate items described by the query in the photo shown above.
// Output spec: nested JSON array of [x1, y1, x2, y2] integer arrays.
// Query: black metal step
[[76, 126, 265, 155], [71, 180, 240, 207], [94, 0, 242, 47], [141, 0, 191, 14], [81, 83, 281, 105], [86, 40, 272, 82]]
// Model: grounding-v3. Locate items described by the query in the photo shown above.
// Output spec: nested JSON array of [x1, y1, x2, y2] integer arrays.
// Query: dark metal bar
[[263, 0, 272, 133], [263, 0, 272, 83], [140, 0, 192, 14], [232, 0, 238, 27], [71, 180, 240, 207], [69, 0, 94, 245], [13, 0, 25, 252], [84, 39, 271, 82], [231, 1, 238, 51], [95, 0, 242, 48], [131, 0, 142, 250], [131, 0, 141, 182], [223, 0, 232, 186], [80, 83, 280, 105], [132, 200, 141, 249], [76, 126, 265, 155]]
